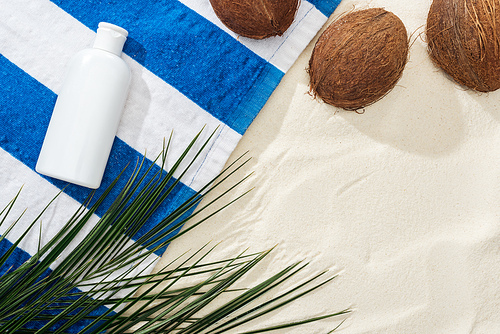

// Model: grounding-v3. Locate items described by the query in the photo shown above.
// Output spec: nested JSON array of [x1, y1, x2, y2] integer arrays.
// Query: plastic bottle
[[36, 22, 131, 189]]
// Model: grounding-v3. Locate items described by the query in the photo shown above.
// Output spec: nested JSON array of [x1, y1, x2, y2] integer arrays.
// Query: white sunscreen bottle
[[36, 22, 131, 189]]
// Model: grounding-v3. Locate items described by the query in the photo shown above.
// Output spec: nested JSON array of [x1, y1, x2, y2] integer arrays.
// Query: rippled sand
[[160, 0, 500, 332]]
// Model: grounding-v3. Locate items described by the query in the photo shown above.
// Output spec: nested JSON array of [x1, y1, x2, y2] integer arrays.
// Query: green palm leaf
[[0, 130, 350, 333]]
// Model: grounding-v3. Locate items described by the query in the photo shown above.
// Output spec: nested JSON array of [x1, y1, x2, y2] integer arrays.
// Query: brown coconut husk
[[209, 0, 299, 39], [426, 0, 500, 92], [308, 8, 409, 111]]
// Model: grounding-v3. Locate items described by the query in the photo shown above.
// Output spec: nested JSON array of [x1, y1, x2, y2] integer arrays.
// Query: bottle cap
[[93, 22, 128, 56]]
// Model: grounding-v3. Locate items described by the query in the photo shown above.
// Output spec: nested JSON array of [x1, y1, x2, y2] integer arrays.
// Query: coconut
[[209, 0, 299, 39], [308, 8, 409, 111], [426, 0, 500, 92]]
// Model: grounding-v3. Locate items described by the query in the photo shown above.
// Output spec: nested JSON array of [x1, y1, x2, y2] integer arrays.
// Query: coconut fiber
[[209, 0, 299, 39], [308, 8, 409, 111], [426, 0, 500, 92]]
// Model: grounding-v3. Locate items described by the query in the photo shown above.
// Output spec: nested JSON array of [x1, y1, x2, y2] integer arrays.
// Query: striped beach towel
[[0, 0, 340, 331]]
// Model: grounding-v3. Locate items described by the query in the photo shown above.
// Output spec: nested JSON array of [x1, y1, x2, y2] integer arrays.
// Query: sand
[[158, 0, 500, 333]]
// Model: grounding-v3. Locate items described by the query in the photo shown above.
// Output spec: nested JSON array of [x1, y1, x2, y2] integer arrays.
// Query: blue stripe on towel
[[0, 53, 196, 256], [50, 0, 284, 135], [0, 239, 109, 333], [232, 65, 283, 131], [307, 0, 342, 17]]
